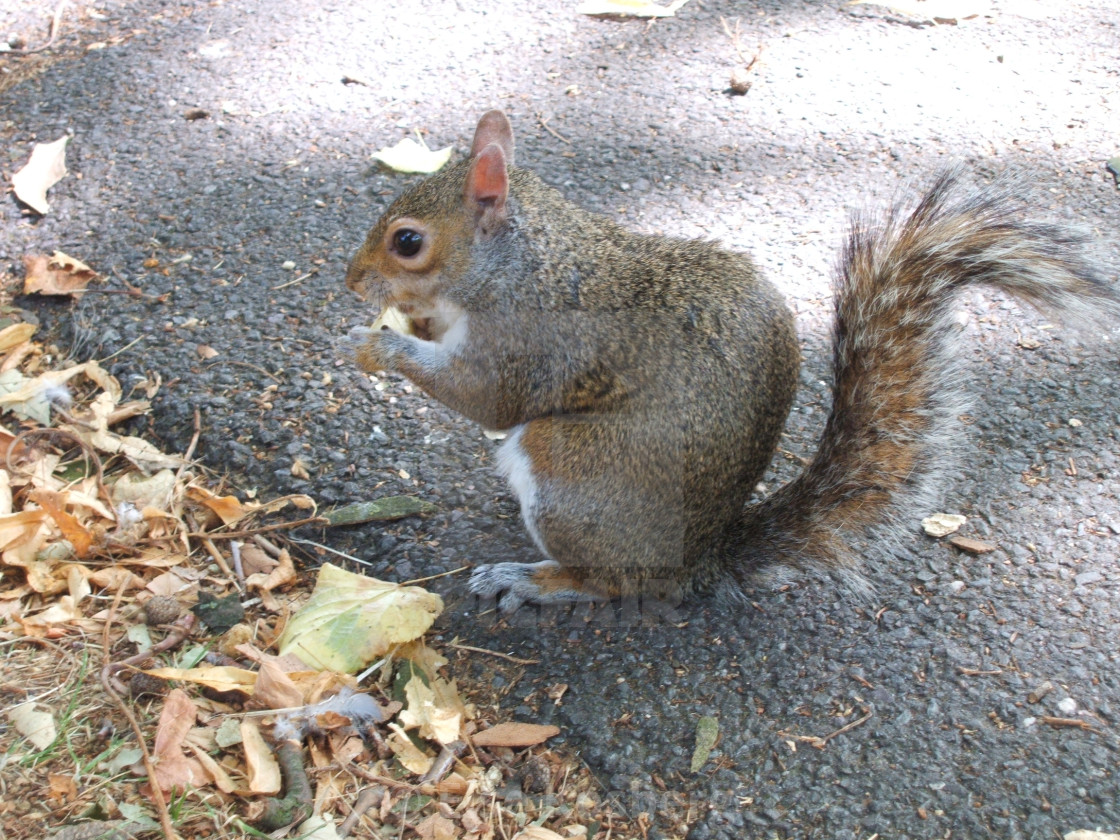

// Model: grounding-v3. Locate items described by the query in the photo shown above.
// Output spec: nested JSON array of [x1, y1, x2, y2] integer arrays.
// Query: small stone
[[1074, 570, 1102, 586], [948, 580, 966, 593], [282, 260, 296, 270], [1057, 697, 1078, 715]]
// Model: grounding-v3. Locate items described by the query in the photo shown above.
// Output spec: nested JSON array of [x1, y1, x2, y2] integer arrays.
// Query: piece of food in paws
[[371, 305, 415, 335]]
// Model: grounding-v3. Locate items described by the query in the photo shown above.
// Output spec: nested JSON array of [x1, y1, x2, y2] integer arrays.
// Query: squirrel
[[344, 110, 1117, 612]]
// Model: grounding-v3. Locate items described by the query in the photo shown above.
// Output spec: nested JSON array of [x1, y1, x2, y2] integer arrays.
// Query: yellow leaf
[[277, 564, 443, 673], [144, 665, 258, 694], [387, 723, 433, 775], [399, 674, 463, 745], [0, 323, 36, 353], [241, 720, 282, 794]]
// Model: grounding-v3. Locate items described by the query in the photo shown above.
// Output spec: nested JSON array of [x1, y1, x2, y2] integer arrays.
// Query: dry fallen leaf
[[152, 689, 209, 792], [22, 251, 98, 296], [511, 827, 567, 840], [577, 0, 691, 17], [472, 722, 560, 748], [11, 136, 70, 214], [387, 722, 434, 774], [0, 323, 36, 354], [241, 719, 282, 794], [415, 813, 459, 840], [372, 136, 453, 174], [252, 657, 306, 709], [144, 665, 258, 694], [7, 701, 57, 750], [947, 535, 997, 554], [399, 673, 463, 745]]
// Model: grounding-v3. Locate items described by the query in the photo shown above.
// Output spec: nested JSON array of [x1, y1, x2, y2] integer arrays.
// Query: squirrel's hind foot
[[468, 560, 606, 613]]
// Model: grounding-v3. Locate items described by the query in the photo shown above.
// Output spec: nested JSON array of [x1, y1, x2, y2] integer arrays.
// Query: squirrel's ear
[[470, 110, 515, 167], [465, 143, 509, 229]]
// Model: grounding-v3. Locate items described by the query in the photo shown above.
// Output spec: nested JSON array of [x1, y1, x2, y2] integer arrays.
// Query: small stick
[[201, 537, 241, 589], [101, 612, 197, 694], [252, 534, 285, 558], [796, 708, 872, 749], [10, 0, 67, 54], [338, 786, 386, 837], [720, 16, 763, 71], [448, 643, 541, 666], [99, 580, 181, 840], [419, 741, 467, 785], [537, 113, 571, 145], [1038, 715, 1098, 732], [230, 540, 245, 579], [401, 565, 470, 586], [187, 514, 329, 539], [957, 667, 1003, 676]]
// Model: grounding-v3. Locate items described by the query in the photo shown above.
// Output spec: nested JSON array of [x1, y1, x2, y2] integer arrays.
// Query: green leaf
[[278, 564, 443, 673], [323, 496, 437, 526], [690, 715, 720, 772]]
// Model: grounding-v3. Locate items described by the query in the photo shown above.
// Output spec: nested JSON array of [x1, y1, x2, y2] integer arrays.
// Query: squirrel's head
[[345, 110, 516, 318]]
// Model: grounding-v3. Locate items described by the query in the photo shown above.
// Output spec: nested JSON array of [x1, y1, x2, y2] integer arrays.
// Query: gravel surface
[[2, 1, 1119, 838]]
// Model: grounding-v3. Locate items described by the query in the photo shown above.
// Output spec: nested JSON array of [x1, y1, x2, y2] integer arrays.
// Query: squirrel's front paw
[[468, 560, 603, 613], [341, 324, 398, 373]]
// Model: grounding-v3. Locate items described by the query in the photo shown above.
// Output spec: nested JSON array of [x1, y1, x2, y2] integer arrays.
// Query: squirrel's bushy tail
[[722, 169, 1117, 596]]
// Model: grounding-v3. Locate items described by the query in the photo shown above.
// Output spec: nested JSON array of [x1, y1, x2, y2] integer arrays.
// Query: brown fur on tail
[[720, 169, 1117, 595]]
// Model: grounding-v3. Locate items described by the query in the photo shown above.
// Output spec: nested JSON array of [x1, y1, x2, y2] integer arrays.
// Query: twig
[[101, 612, 197, 695], [448, 643, 541, 666], [230, 540, 245, 578], [187, 514, 328, 540], [720, 16, 763, 71], [536, 113, 571, 145], [795, 707, 872, 749], [252, 534, 285, 558], [201, 537, 242, 590], [419, 741, 467, 785], [287, 536, 373, 566], [98, 580, 180, 840], [205, 359, 282, 382], [401, 565, 470, 586], [1038, 715, 1099, 733], [272, 271, 315, 290], [174, 408, 202, 490], [338, 786, 385, 837], [10, 0, 68, 54]]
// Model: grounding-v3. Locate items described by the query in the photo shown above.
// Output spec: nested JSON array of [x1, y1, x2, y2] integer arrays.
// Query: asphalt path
[[2, 1, 1118, 838]]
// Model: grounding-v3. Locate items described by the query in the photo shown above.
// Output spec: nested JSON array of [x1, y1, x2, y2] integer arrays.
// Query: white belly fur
[[494, 424, 552, 560]]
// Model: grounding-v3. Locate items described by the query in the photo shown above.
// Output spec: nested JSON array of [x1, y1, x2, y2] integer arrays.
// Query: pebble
[[1057, 697, 1079, 715]]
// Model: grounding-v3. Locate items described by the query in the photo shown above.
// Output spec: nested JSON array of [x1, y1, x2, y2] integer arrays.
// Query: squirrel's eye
[[392, 229, 424, 258]]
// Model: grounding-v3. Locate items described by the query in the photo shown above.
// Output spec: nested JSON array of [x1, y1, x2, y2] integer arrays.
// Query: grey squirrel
[[344, 110, 1116, 612]]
